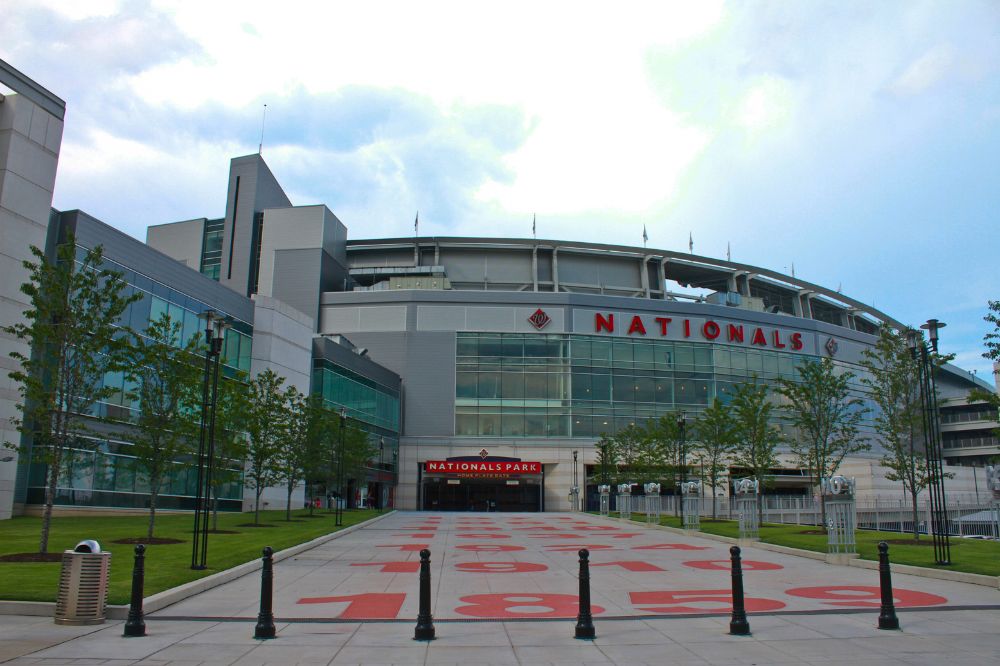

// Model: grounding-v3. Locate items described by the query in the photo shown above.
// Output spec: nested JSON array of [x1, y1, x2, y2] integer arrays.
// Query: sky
[[3, 0, 998, 383]]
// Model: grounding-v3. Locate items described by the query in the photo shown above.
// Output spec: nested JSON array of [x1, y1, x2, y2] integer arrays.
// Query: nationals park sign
[[424, 460, 542, 477]]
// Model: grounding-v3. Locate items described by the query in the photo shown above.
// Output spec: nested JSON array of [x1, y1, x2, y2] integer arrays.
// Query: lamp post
[[336, 407, 347, 526], [378, 436, 385, 513], [572, 450, 579, 512], [676, 412, 686, 519], [191, 310, 229, 570], [392, 448, 398, 509], [905, 320, 951, 565]]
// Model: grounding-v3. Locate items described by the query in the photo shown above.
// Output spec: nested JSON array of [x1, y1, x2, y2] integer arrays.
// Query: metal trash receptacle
[[54, 540, 111, 625]]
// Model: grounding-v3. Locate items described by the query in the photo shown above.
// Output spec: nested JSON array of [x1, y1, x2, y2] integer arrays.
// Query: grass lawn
[[618, 512, 1000, 577], [0, 508, 379, 605]]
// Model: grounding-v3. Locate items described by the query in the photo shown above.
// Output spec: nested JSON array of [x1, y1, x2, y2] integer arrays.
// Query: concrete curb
[[0, 511, 395, 619], [593, 513, 1000, 589]]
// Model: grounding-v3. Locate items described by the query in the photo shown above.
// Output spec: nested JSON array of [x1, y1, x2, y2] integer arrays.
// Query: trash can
[[54, 540, 111, 625]]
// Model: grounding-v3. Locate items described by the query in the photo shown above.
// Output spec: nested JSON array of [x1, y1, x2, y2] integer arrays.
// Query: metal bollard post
[[728, 546, 750, 635], [254, 547, 276, 640], [123, 545, 146, 637], [877, 541, 900, 630], [574, 548, 596, 639], [414, 548, 435, 641]]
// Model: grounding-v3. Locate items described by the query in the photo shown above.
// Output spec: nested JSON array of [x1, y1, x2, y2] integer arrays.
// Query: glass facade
[[312, 359, 401, 436], [200, 217, 224, 280], [456, 332, 874, 438]]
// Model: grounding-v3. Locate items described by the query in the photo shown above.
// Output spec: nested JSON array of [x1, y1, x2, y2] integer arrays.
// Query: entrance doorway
[[422, 478, 541, 511]]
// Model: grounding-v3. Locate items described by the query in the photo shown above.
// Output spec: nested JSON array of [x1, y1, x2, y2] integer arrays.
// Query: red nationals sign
[[425, 460, 542, 475]]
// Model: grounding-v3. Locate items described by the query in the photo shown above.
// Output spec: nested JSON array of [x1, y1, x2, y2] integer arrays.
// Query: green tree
[[594, 435, 617, 486], [207, 372, 249, 530], [125, 313, 202, 538], [969, 300, 1000, 418], [859, 325, 928, 539], [730, 380, 782, 525], [645, 413, 688, 515], [692, 398, 737, 519], [776, 358, 869, 531], [4, 239, 138, 553], [244, 369, 290, 524], [338, 418, 377, 506], [280, 390, 333, 520], [609, 423, 647, 484]]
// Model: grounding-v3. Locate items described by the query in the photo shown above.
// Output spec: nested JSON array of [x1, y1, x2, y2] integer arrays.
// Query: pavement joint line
[[143, 604, 1000, 624]]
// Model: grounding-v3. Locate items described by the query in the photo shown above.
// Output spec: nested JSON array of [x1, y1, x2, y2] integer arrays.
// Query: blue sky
[[3, 0, 998, 382]]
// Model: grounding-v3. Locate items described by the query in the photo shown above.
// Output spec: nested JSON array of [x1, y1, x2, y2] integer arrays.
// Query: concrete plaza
[[2, 511, 999, 664]]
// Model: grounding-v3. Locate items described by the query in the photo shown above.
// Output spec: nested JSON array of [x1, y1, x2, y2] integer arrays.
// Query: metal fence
[[599, 494, 1000, 539]]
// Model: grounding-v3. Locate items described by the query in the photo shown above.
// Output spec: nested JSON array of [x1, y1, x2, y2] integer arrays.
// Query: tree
[[692, 398, 737, 519], [244, 369, 290, 524], [643, 413, 690, 515], [4, 239, 138, 553], [859, 325, 928, 539], [206, 371, 249, 530], [594, 435, 616, 486], [337, 418, 377, 506], [125, 313, 202, 538], [969, 300, 1000, 417], [280, 390, 331, 520], [608, 423, 647, 484], [776, 358, 869, 531], [730, 380, 783, 525]]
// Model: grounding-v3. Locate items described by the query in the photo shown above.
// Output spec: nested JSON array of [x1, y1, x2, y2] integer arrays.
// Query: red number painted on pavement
[[350, 561, 420, 573], [376, 544, 428, 552], [457, 533, 511, 539], [296, 593, 406, 619], [784, 586, 947, 608], [455, 562, 548, 573], [633, 543, 710, 551], [455, 593, 603, 618], [456, 544, 525, 552], [630, 590, 785, 614], [683, 560, 782, 571], [526, 533, 583, 539], [394, 532, 437, 538], [544, 544, 616, 552], [591, 561, 666, 572]]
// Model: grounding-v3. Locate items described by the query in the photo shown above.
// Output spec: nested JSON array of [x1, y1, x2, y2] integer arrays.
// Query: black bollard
[[414, 548, 436, 641], [254, 547, 276, 640], [123, 544, 146, 637], [574, 548, 596, 639], [728, 545, 750, 636], [877, 541, 900, 630]]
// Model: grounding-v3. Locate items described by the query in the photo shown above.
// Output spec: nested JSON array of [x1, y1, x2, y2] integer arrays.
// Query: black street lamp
[[676, 412, 687, 519], [392, 448, 398, 509], [378, 436, 385, 513], [572, 450, 579, 511], [905, 319, 951, 565], [191, 310, 229, 570], [336, 406, 347, 527]]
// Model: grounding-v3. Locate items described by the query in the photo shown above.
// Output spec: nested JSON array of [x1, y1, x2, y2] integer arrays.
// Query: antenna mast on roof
[[258, 104, 267, 154]]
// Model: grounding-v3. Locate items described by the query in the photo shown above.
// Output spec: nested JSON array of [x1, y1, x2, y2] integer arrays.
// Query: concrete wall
[[244, 294, 314, 511], [0, 84, 64, 519], [145, 217, 205, 269]]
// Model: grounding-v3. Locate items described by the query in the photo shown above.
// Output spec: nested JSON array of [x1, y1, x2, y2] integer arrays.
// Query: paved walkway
[[2, 511, 999, 665]]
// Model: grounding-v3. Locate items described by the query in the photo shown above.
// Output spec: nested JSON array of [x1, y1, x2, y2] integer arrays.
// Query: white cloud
[[889, 44, 955, 96]]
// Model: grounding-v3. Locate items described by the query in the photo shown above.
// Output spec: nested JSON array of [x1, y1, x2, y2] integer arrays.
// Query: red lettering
[[544, 544, 616, 552], [751, 327, 767, 346], [457, 533, 510, 539], [785, 586, 947, 608], [633, 543, 710, 551], [527, 533, 584, 538], [596, 313, 614, 333], [772, 330, 786, 348], [683, 319, 691, 337], [727, 324, 744, 343], [376, 544, 429, 552], [456, 593, 604, 619], [682, 560, 782, 571], [655, 317, 672, 335], [702, 320, 721, 340], [350, 562, 421, 573], [297, 593, 407, 619], [394, 533, 436, 538], [455, 562, 548, 573], [790, 332, 803, 350], [627, 315, 647, 336]]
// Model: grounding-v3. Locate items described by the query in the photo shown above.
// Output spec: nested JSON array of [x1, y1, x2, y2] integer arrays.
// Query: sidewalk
[[2, 511, 998, 665]]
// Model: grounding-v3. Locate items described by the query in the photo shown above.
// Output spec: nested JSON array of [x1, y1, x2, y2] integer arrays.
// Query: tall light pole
[[392, 448, 398, 509], [191, 310, 229, 570], [572, 450, 579, 511], [378, 436, 385, 513], [906, 320, 951, 565], [336, 407, 347, 526]]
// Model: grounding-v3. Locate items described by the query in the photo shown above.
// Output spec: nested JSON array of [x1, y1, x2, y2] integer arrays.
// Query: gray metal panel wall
[[145, 218, 205, 269], [559, 252, 640, 289], [271, 247, 322, 328], [341, 330, 455, 437]]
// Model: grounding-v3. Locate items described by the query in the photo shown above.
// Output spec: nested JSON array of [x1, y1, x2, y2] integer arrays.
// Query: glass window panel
[[524, 409, 546, 435], [731, 350, 747, 371], [501, 370, 524, 399], [571, 337, 591, 360], [572, 414, 593, 438], [612, 373, 635, 403], [694, 346, 713, 368], [149, 296, 168, 327], [591, 371, 611, 401], [457, 336, 477, 357], [524, 337, 547, 357], [572, 372, 592, 400], [547, 411, 569, 436], [478, 412, 500, 436], [183, 309, 200, 345], [762, 352, 778, 375], [675, 344, 694, 370], [591, 339, 611, 363], [524, 373, 547, 399], [478, 372, 500, 399], [655, 379, 673, 405], [238, 334, 252, 372], [747, 351, 763, 372], [502, 336, 524, 358], [714, 347, 730, 369], [547, 372, 567, 400], [129, 292, 152, 330], [502, 411, 525, 436], [114, 458, 135, 492], [456, 372, 477, 399], [612, 340, 633, 365], [635, 376, 655, 403], [479, 336, 503, 357], [456, 412, 478, 436], [224, 330, 240, 366]]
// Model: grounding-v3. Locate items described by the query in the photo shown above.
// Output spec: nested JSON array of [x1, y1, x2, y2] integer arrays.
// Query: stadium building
[[1, 60, 997, 518]]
